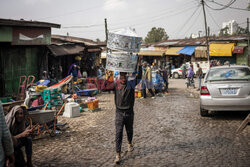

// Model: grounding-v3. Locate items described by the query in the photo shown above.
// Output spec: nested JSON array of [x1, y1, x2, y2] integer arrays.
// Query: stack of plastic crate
[[42, 88, 63, 109]]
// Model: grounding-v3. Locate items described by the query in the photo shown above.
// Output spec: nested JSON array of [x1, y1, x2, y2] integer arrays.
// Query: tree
[[96, 38, 101, 42], [235, 26, 247, 34], [144, 27, 169, 43]]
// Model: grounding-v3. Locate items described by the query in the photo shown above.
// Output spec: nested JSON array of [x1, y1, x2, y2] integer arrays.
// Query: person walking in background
[[167, 62, 172, 78], [0, 102, 15, 167], [196, 64, 203, 91], [159, 66, 169, 93], [142, 62, 155, 99], [187, 64, 195, 88], [181, 63, 187, 79]]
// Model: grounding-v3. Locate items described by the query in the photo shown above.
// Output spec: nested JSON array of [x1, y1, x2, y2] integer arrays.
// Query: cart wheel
[[50, 130, 56, 137]]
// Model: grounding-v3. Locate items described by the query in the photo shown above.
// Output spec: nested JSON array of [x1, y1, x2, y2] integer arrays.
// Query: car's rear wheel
[[200, 107, 209, 117], [173, 72, 179, 79]]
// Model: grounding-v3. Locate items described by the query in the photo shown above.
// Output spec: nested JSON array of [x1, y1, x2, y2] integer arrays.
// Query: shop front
[[165, 47, 184, 68], [209, 43, 236, 65]]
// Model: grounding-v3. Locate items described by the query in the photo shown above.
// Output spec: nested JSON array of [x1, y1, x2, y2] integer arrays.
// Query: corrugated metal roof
[[155, 41, 179, 46], [0, 18, 60, 28], [52, 35, 105, 47], [47, 44, 84, 56], [154, 34, 248, 47]]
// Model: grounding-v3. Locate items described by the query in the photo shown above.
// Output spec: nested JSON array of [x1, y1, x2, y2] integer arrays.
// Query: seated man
[[5, 105, 33, 167]]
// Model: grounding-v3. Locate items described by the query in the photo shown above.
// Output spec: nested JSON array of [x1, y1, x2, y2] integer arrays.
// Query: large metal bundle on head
[[106, 52, 138, 73], [106, 28, 142, 73]]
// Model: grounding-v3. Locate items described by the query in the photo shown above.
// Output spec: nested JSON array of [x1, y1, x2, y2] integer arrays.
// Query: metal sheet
[[47, 44, 84, 56], [106, 52, 138, 72], [107, 32, 142, 52], [0, 26, 12, 42], [0, 18, 60, 28], [1, 46, 40, 96], [12, 27, 51, 45], [233, 46, 245, 54]]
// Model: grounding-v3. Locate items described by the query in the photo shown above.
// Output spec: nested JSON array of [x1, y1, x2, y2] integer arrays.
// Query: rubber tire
[[173, 72, 179, 79], [200, 107, 209, 117]]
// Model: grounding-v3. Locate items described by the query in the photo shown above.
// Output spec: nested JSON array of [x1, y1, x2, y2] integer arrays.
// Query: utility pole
[[105, 18, 108, 47], [247, 18, 249, 66], [247, 18, 249, 34], [201, 0, 210, 65]]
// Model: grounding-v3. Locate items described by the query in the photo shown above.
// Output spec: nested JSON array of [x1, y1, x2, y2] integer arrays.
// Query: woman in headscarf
[[5, 105, 33, 167]]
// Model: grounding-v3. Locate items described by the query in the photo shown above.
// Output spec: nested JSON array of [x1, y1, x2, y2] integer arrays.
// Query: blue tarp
[[177, 46, 197, 56]]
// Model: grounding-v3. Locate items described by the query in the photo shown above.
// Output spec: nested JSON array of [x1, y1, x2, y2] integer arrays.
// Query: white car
[[171, 61, 210, 79], [171, 68, 183, 79], [200, 65, 250, 116]]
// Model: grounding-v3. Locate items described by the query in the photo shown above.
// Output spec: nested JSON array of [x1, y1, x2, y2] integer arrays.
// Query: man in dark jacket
[[159, 66, 169, 93], [113, 57, 142, 164]]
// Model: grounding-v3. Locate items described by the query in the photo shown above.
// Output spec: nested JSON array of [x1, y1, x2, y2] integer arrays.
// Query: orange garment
[[105, 69, 114, 82]]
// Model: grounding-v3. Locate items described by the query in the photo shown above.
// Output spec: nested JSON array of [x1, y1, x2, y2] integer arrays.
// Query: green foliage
[[219, 26, 229, 36], [144, 27, 169, 43], [235, 26, 247, 34], [96, 38, 101, 42]]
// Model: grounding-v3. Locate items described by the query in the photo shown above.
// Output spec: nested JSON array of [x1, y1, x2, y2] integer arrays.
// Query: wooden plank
[[236, 113, 250, 133]]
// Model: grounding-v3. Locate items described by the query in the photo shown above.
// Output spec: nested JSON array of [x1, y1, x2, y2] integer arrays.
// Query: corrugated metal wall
[[0, 46, 44, 96], [236, 42, 248, 66]]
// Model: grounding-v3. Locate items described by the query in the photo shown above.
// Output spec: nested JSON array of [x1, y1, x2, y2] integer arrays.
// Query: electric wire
[[109, 4, 198, 31], [205, 0, 236, 10], [183, 7, 202, 37], [106, 0, 198, 26], [176, 5, 201, 37], [206, 7, 220, 29], [60, 0, 197, 30], [208, 0, 249, 11]]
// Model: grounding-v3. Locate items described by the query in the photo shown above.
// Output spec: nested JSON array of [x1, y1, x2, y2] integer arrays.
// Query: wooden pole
[[201, 0, 210, 65]]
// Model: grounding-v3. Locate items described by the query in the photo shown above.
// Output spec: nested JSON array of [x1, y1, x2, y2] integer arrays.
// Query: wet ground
[[32, 79, 250, 167]]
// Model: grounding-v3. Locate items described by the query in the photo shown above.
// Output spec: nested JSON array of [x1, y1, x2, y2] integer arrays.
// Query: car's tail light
[[200, 86, 210, 95]]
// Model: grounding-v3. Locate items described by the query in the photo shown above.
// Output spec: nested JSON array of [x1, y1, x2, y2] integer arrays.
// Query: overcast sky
[[0, 0, 249, 41]]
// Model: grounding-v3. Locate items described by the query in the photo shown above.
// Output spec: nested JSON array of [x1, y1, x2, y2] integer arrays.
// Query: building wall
[[0, 26, 12, 42], [236, 43, 248, 66], [222, 20, 238, 35], [0, 45, 45, 97]]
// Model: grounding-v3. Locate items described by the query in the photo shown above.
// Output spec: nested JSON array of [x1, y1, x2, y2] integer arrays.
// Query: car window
[[206, 67, 250, 81]]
